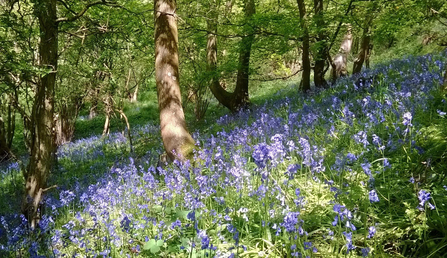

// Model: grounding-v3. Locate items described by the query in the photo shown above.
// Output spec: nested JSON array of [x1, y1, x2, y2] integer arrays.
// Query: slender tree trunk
[[443, 66, 447, 91], [155, 0, 195, 161], [131, 84, 138, 102], [207, 0, 255, 112], [89, 88, 99, 119], [365, 44, 372, 69], [6, 100, 15, 149], [353, 23, 371, 74], [22, 0, 57, 228], [55, 101, 81, 146], [102, 95, 112, 136], [331, 26, 352, 83], [0, 117, 14, 163], [117, 109, 133, 152], [297, 0, 310, 91], [313, 0, 328, 88]]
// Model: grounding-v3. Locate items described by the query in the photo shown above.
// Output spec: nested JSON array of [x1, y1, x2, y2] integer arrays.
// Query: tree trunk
[[207, 0, 255, 113], [233, 0, 255, 109], [331, 26, 352, 83], [353, 19, 371, 74], [55, 101, 81, 146], [6, 99, 15, 149], [155, 0, 195, 161], [313, 0, 328, 88], [102, 95, 112, 136], [22, 0, 57, 228], [365, 44, 372, 69], [297, 0, 310, 91], [443, 66, 447, 91], [117, 109, 133, 152], [0, 117, 14, 163], [131, 84, 138, 102], [89, 87, 100, 119]]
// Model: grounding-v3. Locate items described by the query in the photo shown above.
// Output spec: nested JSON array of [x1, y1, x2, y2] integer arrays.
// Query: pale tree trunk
[[102, 94, 113, 136], [331, 26, 352, 83], [207, 0, 255, 113], [131, 84, 138, 102], [443, 66, 447, 91], [117, 109, 133, 152], [297, 0, 310, 91], [22, 0, 57, 228], [353, 18, 372, 74], [155, 0, 195, 161], [313, 0, 328, 88]]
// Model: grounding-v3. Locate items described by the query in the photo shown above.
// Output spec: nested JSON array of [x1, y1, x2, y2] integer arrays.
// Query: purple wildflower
[[369, 190, 379, 203]]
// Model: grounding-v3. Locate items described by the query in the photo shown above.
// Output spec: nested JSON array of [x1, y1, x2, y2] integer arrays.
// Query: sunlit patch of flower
[[1, 53, 447, 257]]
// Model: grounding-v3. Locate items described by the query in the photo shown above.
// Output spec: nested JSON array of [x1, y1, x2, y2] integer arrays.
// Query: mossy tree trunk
[[154, 0, 195, 161], [207, 0, 255, 113], [296, 0, 310, 91], [22, 0, 58, 228]]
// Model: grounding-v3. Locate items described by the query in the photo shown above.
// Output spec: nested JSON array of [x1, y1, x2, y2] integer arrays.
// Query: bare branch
[[56, 0, 118, 23]]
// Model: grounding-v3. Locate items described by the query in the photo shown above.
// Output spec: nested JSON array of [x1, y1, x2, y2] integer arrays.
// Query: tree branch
[[56, 0, 118, 23], [252, 68, 303, 82]]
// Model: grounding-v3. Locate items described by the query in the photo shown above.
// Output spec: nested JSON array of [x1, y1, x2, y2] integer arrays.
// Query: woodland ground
[[1, 52, 447, 257]]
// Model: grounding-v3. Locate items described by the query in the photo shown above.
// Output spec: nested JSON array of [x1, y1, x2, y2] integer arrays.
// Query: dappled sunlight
[[1, 53, 447, 257]]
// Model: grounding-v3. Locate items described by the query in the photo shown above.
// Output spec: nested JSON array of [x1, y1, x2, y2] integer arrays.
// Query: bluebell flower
[[369, 190, 379, 203], [281, 212, 301, 233], [343, 231, 356, 253], [187, 211, 195, 221], [346, 153, 357, 164], [402, 112, 413, 126], [361, 247, 370, 257], [198, 230, 210, 249], [367, 226, 376, 238], [418, 190, 435, 210], [304, 241, 312, 250], [354, 131, 369, 148], [252, 143, 270, 169], [361, 163, 372, 178]]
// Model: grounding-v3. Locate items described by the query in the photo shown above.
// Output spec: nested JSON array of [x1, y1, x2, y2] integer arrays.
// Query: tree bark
[[155, 0, 195, 161], [22, 0, 58, 228], [0, 117, 14, 163], [207, 0, 255, 113], [331, 26, 352, 83], [313, 0, 328, 88], [443, 66, 447, 91], [102, 94, 112, 136], [353, 17, 372, 74], [297, 0, 310, 91]]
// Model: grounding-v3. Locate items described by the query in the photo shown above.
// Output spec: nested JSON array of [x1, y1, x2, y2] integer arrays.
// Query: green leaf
[[150, 245, 160, 254], [152, 205, 163, 213], [156, 240, 163, 246]]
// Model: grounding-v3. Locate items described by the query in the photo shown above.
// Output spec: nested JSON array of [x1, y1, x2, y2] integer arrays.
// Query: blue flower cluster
[[0, 53, 446, 257]]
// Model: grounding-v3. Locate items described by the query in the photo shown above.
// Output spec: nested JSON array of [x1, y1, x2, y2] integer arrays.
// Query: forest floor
[[1, 52, 447, 257]]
